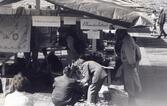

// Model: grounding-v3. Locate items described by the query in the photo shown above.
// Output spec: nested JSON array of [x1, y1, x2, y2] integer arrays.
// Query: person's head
[[28, 5, 32, 9], [63, 65, 79, 78], [73, 54, 89, 68], [133, 37, 137, 42], [16, 6, 26, 15], [58, 26, 76, 38], [74, 58, 85, 68], [12, 73, 28, 92], [58, 27, 68, 38], [63, 66, 72, 77], [123, 33, 136, 47], [115, 29, 128, 41], [152, 10, 156, 14], [160, 7, 164, 13]]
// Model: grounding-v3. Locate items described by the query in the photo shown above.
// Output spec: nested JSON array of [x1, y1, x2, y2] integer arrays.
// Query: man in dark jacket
[[157, 7, 167, 38], [51, 66, 83, 106]]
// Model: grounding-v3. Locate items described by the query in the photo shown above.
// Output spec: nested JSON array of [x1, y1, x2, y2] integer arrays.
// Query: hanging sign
[[80, 19, 110, 30], [0, 15, 31, 52], [63, 17, 76, 25], [32, 16, 61, 27], [87, 30, 100, 39]]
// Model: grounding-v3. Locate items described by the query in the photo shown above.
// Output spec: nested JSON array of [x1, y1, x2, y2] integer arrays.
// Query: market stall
[[0, 0, 153, 94]]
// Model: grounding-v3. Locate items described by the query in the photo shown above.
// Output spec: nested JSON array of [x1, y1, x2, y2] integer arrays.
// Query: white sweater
[[5, 91, 33, 106]]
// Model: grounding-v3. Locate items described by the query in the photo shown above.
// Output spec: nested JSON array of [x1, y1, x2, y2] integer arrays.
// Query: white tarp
[[46, 0, 152, 28], [0, 15, 31, 52], [0, 0, 152, 28]]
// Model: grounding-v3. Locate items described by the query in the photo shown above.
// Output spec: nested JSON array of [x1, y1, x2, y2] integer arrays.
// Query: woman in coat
[[120, 30, 142, 106]]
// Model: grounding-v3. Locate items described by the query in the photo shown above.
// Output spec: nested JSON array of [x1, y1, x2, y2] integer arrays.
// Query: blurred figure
[[151, 10, 158, 36], [75, 55, 107, 105], [157, 7, 167, 38], [5, 73, 33, 106], [47, 51, 63, 76], [120, 30, 142, 106], [58, 26, 85, 64], [51, 65, 83, 106], [113, 29, 126, 81], [15, 6, 27, 16]]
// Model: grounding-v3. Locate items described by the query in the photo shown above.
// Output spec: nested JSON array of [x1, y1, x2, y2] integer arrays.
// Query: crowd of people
[[2, 28, 143, 106], [1, 5, 167, 106]]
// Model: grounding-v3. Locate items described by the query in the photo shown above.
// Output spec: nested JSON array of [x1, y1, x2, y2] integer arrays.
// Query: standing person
[[113, 29, 126, 81], [120, 31, 142, 106], [151, 10, 158, 36], [157, 7, 167, 38], [58, 26, 86, 64], [47, 51, 63, 75], [5, 73, 33, 106], [75, 55, 107, 105]]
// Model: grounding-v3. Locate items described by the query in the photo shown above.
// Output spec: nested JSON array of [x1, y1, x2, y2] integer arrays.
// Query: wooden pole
[[1, 63, 5, 77], [92, 39, 97, 52]]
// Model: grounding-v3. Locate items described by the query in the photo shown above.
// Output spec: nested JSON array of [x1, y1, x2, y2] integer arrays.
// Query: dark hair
[[153, 10, 156, 13], [115, 29, 128, 36], [63, 65, 79, 78], [115, 29, 128, 41], [16, 7, 26, 15], [79, 54, 90, 61]]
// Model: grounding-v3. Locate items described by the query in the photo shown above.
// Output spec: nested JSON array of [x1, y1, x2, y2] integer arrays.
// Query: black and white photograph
[[0, 0, 167, 106]]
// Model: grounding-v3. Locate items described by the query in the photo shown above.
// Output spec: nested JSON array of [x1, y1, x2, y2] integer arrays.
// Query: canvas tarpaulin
[[0, 15, 31, 52], [45, 0, 152, 28], [0, 0, 21, 5], [0, 0, 152, 28]]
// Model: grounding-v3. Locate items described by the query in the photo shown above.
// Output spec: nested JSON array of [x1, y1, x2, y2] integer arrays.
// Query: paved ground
[[135, 34, 167, 106]]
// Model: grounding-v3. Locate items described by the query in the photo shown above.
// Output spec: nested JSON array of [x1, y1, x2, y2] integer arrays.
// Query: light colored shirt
[[5, 91, 33, 106], [81, 61, 107, 84]]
